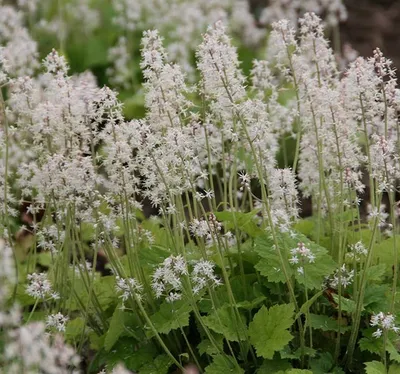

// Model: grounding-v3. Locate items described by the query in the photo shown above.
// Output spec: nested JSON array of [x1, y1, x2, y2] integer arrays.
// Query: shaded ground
[[342, 0, 400, 68]]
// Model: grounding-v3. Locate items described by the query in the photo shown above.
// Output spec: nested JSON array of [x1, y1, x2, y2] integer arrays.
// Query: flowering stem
[[280, 32, 301, 173], [179, 324, 202, 372], [382, 330, 388, 369], [388, 190, 398, 313], [135, 296, 185, 371], [303, 269, 313, 350], [345, 203, 381, 368], [26, 298, 40, 324]]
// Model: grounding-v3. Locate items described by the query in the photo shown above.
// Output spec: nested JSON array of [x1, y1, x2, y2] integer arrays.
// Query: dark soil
[[341, 0, 400, 68]]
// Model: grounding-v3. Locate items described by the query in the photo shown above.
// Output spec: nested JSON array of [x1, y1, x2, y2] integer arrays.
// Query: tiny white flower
[[370, 312, 399, 338], [26, 273, 56, 300], [115, 276, 143, 304], [372, 328, 383, 339], [46, 313, 69, 332]]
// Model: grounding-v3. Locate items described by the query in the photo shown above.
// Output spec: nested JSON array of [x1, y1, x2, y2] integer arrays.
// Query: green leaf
[[332, 368, 346, 374], [139, 246, 171, 268], [295, 290, 324, 320], [202, 305, 248, 342], [389, 364, 400, 374], [373, 236, 400, 276], [254, 234, 292, 283], [149, 300, 192, 336], [204, 355, 244, 374], [358, 338, 381, 354], [123, 344, 158, 372], [105, 306, 136, 351], [229, 274, 266, 308], [363, 284, 390, 311], [387, 339, 400, 363], [365, 361, 387, 374], [308, 314, 350, 333], [294, 219, 315, 238], [280, 346, 316, 360], [197, 335, 224, 356], [215, 210, 263, 237], [285, 370, 313, 374], [255, 257, 289, 283], [37, 252, 53, 267], [15, 284, 36, 306], [255, 232, 336, 289], [359, 328, 383, 355], [236, 296, 266, 310], [292, 347, 317, 359], [249, 303, 294, 359], [332, 294, 356, 313], [88, 331, 105, 350], [198, 286, 229, 314], [22, 310, 45, 323], [90, 338, 157, 372], [65, 317, 85, 341], [279, 345, 297, 360], [257, 359, 291, 373], [93, 275, 118, 309], [366, 264, 387, 282], [138, 354, 173, 374], [347, 229, 373, 249], [310, 352, 334, 374]]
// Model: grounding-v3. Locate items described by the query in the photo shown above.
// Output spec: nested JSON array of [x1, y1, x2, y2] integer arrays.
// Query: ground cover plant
[[1, 1, 400, 373]]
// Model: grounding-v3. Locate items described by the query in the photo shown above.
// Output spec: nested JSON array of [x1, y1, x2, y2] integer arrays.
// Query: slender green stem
[[26, 298, 40, 324]]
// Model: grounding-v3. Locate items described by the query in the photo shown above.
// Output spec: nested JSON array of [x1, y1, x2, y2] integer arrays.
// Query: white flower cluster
[[238, 172, 251, 192], [26, 272, 59, 300], [267, 13, 370, 213], [30, 0, 99, 39], [0, 47, 9, 85], [289, 242, 315, 274], [367, 204, 389, 229], [326, 264, 354, 290], [46, 312, 69, 332], [346, 241, 367, 262], [0, 239, 17, 325], [1, 240, 79, 373], [190, 214, 223, 246], [260, 0, 347, 28], [110, 0, 262, 79], [197, 21, 280, 180], [70, 260, 93, 276], [0, 241, 22, 326], [0, 240, 15, 288], [36, 224, 64, 254], [191, 260, 222, 294], [5, 322, 80, 373], [0, 125, 18, 226], [107, 37, 133, 90], [371, 312, 400, 338], [115, 276, 143, 304], [152, 256, 221, 301], [370, 134, 399, 193], [250, 59, 295, 137], [0, 4, 39, 79], [17, 0, 39, 15], [152, 255, 188, 303], [268, 168, 299, 232]]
